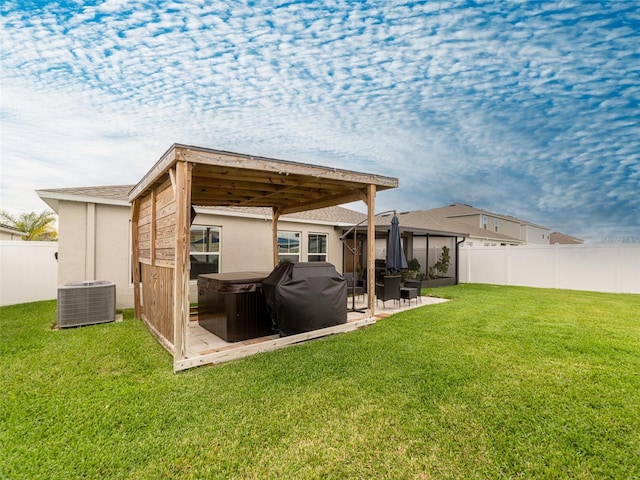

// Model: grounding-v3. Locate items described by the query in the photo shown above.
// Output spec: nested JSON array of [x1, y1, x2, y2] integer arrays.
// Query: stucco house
[[37, 184, 473, 311], [37, 185, 368, 309], [0, 223, 27, 240], [423, 203, 552, 246], [37, 184, 557, 314]]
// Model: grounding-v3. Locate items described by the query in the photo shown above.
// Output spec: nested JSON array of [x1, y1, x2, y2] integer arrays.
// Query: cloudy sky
[[1, 0, 639, 243]]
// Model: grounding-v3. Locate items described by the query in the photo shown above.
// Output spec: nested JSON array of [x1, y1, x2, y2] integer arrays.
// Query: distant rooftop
[[550, 232, 584, 245]]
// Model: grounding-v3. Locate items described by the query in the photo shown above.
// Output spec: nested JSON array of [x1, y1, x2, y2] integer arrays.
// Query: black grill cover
[[262, 262, 347, 336]]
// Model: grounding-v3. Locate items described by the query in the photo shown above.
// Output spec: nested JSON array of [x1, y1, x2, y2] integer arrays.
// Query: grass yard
[[1, 284, 639, 479]]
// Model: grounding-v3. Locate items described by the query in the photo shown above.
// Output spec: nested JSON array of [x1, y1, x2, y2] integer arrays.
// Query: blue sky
[[1, 0, 639, 243]]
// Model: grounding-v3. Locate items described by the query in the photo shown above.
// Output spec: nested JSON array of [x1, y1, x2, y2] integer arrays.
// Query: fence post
[[505, 244, 512, 285], [553, 243, 559, 289]]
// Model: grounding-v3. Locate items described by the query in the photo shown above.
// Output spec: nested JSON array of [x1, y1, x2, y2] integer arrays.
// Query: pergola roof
[[129, 144, 398, 215]]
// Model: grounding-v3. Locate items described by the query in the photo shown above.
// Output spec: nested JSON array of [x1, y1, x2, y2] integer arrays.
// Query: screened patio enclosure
[[341, 221, 467, 288]]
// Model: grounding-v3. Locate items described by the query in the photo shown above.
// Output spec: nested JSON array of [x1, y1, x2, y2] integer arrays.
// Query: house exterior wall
[[521, 224, 551, 245], [455, 213, 521, 239], [0, 231, 24, 240], [57, 200, 134, 308], [54, 201, 348, 310], [195, 212, 344, 271], [188, 212, 345, 301]]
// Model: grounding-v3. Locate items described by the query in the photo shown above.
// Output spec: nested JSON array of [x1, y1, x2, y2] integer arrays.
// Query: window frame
[[307, 232, 328, 262], [189, 225, 221, 280], [277, 230, 301, 263]]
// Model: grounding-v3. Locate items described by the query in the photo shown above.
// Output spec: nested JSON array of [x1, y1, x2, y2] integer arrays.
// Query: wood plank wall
[[135, 178, 178, 350], [138, 194, 152, 262], [155, 180, 177, 267], [141, 263, 174, 343]]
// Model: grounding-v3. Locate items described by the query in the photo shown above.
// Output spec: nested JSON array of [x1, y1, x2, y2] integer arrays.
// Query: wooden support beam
[[131, 199, 142, 318], [173, 161, 192, 365], [279, 191, 365, 216], [366, 184, 376, 314], [272, 206, 282, 268], [168, 167, 177, 194], [150, 189, 156, 265]]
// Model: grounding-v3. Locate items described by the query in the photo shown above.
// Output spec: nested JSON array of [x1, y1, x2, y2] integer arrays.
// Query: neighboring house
[[550, 232, 584, 245], [423, 204, 552, 246], [0, 223, 27, 241], [37, 185, 366, 309]]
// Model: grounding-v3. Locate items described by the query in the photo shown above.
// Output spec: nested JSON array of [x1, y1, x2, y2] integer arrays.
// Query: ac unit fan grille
[[57, 281, 116, 328]]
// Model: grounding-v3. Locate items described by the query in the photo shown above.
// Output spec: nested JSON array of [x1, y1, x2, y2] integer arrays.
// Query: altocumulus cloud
[[1, 0, 639, 242]]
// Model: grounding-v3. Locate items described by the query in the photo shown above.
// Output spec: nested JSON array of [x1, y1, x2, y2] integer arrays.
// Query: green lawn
[[1, 285, 639, 479]]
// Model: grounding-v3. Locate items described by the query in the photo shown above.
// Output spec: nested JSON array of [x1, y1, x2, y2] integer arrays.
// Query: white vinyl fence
[[0, 241, 59, 306], [459, 244, 640, 294]]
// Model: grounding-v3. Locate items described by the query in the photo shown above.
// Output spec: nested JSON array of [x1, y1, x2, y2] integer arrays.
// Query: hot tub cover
[[262, 262, 347, 336]]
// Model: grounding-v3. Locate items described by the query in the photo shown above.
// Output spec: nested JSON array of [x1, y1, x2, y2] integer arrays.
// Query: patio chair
[[403, 279, 422, 291], [344, 272, 365, 300], [375, 275, 401, 308]]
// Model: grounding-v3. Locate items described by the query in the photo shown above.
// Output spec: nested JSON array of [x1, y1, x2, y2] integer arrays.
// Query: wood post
[[173, 161, 193, 365], [366, 184, 376, 314], [272, 207, 282, 268], [131, 199, 141, 318]]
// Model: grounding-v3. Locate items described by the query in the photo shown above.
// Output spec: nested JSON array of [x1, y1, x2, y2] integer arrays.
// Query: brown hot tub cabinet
[[197, 272, 273, 342]]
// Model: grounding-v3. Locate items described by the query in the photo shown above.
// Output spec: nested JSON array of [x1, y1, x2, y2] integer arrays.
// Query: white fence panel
[[0, 241, 59, 306], [460, 244, 640, 294]]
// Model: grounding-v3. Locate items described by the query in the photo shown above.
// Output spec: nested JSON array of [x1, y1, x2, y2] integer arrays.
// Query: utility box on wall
[[57, 280, 116, 328]]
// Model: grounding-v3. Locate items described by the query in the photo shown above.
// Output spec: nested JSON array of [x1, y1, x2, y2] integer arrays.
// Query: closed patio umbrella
[[386, 214, 408, 274]]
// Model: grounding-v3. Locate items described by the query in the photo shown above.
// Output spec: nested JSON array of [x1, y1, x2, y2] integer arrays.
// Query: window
[[308, 233, 327, 262], [481, 215, 488, 230], [190, 226, 220, 280], [494, 218, 499, 232], [278, 231, 300, 263]]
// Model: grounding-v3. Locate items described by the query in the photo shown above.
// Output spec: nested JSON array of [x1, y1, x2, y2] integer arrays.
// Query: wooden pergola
[[129, 144, 398, 370]]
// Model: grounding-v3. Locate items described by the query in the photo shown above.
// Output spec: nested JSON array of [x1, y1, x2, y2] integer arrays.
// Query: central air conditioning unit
[[57, 280, 116, 328]]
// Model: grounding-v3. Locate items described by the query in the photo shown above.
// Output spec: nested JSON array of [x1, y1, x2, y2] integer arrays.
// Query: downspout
[[455, 236, 465, 285], [426, 233, 430, 278]]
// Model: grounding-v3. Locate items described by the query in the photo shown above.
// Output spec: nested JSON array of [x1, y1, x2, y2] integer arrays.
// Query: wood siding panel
[[156, 202, 177, 220], [141, 263, 174, 346], [155, 183, 175, 206]]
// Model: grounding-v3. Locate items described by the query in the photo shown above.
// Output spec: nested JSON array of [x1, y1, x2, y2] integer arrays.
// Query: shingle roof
[[37, 185, 133, 202], [428, 203, 549, 229], [0, 223, 27, 235], [378, 210, 521, 241], [550, 232, 584, 244]]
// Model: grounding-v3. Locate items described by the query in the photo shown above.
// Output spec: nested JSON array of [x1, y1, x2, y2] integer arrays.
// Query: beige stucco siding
[[194, 212, 344, 273], [198, 214, 274, 273], [188, 212, 345, 302], [94, 204, 134, 307], [521, 224, 551, 244], [57, 201, 133, 308], [0, 231, 23, 240], [57, 201, 88, 285], [55, 202, 347, 309], [455, 214, 521, 239]]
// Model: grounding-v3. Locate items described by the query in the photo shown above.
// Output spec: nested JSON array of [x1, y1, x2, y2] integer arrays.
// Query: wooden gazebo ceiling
[[129, 144, 398, 215]]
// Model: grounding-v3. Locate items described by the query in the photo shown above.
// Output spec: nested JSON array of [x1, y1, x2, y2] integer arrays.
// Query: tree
[[0, 210, 57, 241]]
